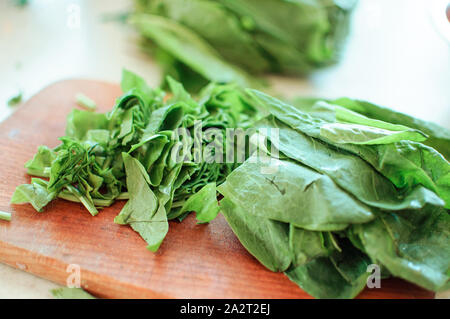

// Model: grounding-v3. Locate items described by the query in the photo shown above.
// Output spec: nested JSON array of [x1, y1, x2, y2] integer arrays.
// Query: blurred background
[[0, 0, 449, 298]]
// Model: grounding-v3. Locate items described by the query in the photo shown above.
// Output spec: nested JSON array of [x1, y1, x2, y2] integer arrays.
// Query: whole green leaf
[[332, 102, 423, 131], [285, 241, 371, 299], [220, 197, 291, 272], [339, 141, 450, 209], [354, 207, 450, 292], [256, 116, 444, 211], [290, 98, 450, 208], [218, 153, 374, 231], [332, 97, 450, 160], [289, 225, 333, 266], [320, 122, 427, 145], [250, 90, 447, 208]]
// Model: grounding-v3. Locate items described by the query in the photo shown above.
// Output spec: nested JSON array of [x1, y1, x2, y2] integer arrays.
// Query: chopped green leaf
[[176, 183, 220, 223], [0, 211, 11, 221], [11, 178, 56, 212], [76, 93, 97, 111], [7, 91, 22, 107], [51, 287, 96, 299]]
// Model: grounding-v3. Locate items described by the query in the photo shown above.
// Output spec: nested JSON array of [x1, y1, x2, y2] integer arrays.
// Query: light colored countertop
[[0, 0, 449, 299]]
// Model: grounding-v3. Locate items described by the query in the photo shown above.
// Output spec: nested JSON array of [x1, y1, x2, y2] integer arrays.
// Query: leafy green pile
[[218, 91, 450, 298], [10, 70, 449, 298], [11, 70, 259, 251], [131, 0, 357, 91]]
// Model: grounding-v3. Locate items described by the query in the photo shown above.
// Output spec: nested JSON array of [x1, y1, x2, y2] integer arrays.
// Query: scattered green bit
[[51, 287, 96, 299], [131, 0, 357, 91], [11, 178, 55, 212], [0, 211, 11, 221], [7, 91, 22, 107], [76, 93, 97, 111]]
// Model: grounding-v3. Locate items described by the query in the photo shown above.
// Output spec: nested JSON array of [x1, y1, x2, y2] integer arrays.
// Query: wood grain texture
[[0, 80, 434, 299]]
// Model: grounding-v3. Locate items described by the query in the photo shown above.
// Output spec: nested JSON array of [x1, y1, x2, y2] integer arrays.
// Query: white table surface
[[0, 0, 449, 299]]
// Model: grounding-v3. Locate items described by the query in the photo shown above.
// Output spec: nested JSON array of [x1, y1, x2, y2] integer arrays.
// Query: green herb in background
[[0, 211, 11, 221], [218, 91, 450, 298], [7, 91, 22, 107], [13, 0, 29, 7], [131, 0, 357, 91]]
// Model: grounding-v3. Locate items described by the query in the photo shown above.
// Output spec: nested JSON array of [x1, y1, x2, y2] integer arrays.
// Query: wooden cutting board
[[0, 80, 434, 299]]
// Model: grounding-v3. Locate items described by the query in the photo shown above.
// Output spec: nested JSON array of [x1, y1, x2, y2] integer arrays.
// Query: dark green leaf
[[220, 197, 291, 272], [115, 153, 169, 252]]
